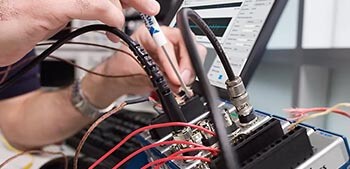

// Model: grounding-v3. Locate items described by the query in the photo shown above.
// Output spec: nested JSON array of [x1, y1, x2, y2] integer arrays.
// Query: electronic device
[[138, 0, 350, 168], [33, 0, 349, 168]]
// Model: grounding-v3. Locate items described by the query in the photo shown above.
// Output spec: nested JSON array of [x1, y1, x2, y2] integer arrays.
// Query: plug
[[226, 76, 257, 125]]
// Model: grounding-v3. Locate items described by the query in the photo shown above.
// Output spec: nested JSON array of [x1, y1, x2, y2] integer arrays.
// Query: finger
[[180, 44, 207, 84], [121, 2, 131, 9], [106, 32, 120, 43], [145, 39, 183, 88], [103, 0, 124, 42], [162, 27, 199, 85], [174, 29, 207, 84], [60, 0, 125, 29], [132, 26, 184, 89], [197, 44, 207, 64], [120, 0, 160, 15], [160, 43, 183, 87]]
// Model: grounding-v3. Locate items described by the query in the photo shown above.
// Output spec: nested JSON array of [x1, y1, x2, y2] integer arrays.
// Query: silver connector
[[197, 120, 215, 140], [226, 76, 256, 124]]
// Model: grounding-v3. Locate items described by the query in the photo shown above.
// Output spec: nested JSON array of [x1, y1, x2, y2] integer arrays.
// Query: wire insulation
[[73, 102, 127, 169], [37, 41, 144, 70], [36, 41, 131, 57], [285, 107, 350, 120], [111, 140, 212, 169], [289, 103, 350, 129], [48, 55, 146, 79], [154, 147, 219, 169], [73, 97, 150, 169], [89, 122, 216, 168]]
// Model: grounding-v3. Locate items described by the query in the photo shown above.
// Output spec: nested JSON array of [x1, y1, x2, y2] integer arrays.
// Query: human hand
[[116, 25, 207, 94], [0, 0, 160, 66], [81, 26, 206, 108]]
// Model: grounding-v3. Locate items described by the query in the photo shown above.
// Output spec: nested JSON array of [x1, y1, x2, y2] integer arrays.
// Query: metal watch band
[[71, 80, 127, 118], [71, 80, 102, 118]]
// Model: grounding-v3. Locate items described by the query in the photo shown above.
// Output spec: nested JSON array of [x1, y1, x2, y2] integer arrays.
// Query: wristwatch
[[71, 80, 126, 118]]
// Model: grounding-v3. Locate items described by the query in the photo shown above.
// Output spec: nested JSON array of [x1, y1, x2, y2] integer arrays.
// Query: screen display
[[170, 0, 275, 89]]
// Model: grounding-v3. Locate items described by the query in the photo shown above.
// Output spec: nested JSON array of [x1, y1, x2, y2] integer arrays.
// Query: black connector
[[211, 120, 313, 169], [233, 119, 284, 163], [202, 136, 218, 147], [226, 123, 239, 134], [242, 127, 313, 169], [211, 118, 284, 168], [239, 113, 257, 124], [150, 95, 207, 139]]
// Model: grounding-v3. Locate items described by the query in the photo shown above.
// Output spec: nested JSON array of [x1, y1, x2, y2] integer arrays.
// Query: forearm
[[0, 47, 153, 150], [0, 64, 124, 150], [0, 88, 92, 150]]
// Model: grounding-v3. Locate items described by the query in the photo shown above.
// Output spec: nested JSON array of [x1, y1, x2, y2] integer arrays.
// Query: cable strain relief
[[239, 111, 257, 124]]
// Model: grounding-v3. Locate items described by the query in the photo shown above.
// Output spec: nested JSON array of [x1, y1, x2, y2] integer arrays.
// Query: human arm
[[0, 26, 206, 150]]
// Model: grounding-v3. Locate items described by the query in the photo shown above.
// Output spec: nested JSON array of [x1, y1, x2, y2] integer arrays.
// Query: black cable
[[133, 44, 187, 125], [48, 55, 145, 79], [177, 8, 239, 169], [36, 41, 127, 55], [0, 24, 186, 124], [182, 11, 236, 81], [125, 97, 150, 105]]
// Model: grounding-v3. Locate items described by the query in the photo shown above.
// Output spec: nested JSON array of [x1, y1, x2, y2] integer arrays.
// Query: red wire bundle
[[154, 147, 219, 169], [112, 140, 213, 169], [89, 122, 216, 169], [285, 107, 350, 120]]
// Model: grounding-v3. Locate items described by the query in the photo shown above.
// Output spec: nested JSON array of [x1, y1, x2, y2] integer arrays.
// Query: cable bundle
[[176, 8, 239, 169], [0, 8, 242, 168], [0, 24, 185, 125], [88, 122, 218, 169]]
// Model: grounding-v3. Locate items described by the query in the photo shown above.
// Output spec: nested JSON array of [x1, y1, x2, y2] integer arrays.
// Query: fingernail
[[147, 0, 160, 14], [181, 69, 192, 85]]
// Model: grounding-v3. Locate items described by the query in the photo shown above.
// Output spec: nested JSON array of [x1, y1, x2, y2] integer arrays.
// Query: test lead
[[140, 13, 192, 98]]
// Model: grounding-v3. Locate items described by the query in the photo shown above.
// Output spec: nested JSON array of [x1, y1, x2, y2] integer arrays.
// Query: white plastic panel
[[267, 0, 299, 49], [302, 0, 335, 49], [333, 0, 350, 48]]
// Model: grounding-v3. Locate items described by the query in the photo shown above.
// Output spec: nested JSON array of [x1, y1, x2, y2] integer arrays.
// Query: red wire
[[112, 140, 209, 169], [141, 156, 211, 169], [154, 147, 219, 169], [89, 122, 216, 169]]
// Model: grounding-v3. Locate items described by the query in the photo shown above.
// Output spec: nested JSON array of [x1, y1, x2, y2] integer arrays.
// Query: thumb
[[56, 0, 125, 29]]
